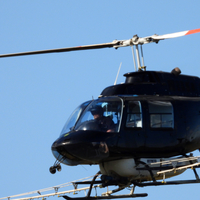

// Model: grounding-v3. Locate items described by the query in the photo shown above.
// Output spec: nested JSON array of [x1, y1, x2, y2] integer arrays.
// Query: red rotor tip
[[186, 28, 200, 35]]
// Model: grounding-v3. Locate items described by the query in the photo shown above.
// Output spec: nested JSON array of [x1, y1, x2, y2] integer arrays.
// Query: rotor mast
[[131, 44, 146, 71]]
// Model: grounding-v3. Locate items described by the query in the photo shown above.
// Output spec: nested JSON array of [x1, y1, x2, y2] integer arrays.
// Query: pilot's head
[[90, 105, 103, 119]]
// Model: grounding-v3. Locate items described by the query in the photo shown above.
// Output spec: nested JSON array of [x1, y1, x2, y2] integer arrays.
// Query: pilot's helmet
[[90, 105, 103, 116]]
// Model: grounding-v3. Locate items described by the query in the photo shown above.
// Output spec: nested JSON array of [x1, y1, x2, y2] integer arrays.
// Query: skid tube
[[133, 179, 200, 187], [62, 194, 148, 200]]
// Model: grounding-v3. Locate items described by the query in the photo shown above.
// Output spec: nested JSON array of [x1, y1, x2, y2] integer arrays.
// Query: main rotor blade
[[0, 28, 200, 58], [150, 28, 200, 40], [0, 41, 119, 58]]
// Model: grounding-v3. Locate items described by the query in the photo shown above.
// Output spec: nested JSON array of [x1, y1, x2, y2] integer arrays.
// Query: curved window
[[60, 100, 92, 135], [75, 97, 123, 132], [148, 101, 174, 128], [126, 101, 142, 128]]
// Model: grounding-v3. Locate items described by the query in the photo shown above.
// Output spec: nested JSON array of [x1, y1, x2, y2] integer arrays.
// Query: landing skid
[[61, 155, 200, 200], [62, 178, 200, 200], [62, 194, 148, 200], [61, 172, 147, 200], [62, 186, 147, 200], [133, 179, 200, 187]]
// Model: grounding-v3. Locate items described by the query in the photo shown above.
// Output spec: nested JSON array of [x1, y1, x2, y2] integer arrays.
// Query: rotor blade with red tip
[[0, 28, 200, 58], [151, 28, 200, 40]]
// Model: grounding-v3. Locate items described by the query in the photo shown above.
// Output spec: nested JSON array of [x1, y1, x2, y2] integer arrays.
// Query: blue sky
[[1, 1, 200, 200]]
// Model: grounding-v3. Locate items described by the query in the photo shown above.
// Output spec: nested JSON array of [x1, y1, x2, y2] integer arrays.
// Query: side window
[[148, 101, 174, 128], [126, 101, 142, 128]]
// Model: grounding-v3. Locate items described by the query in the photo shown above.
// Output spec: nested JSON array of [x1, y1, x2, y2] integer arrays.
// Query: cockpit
[[60, 97, 123, 135], [60, 96, 175, 137]]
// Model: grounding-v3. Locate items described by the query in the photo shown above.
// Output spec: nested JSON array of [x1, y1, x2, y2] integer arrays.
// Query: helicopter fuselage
[[51, 70, 200, 166]]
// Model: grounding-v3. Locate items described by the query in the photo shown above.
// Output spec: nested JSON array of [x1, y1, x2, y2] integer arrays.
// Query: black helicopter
[[1, 28, 200, 199]]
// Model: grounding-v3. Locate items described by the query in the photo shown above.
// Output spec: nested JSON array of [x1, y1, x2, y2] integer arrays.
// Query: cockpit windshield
[[60, 100, 92, 135], [75, 97, 123, 132]]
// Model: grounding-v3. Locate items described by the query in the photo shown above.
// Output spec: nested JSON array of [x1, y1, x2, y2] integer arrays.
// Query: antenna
[[114, 62, 122, 85]]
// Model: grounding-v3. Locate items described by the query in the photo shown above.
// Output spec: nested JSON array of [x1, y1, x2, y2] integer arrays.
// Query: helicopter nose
[[51, 137, 82, 166], [51, 131, 110, 164]]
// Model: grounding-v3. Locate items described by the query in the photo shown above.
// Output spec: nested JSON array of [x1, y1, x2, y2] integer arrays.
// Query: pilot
[[90, 106, 115, 132]]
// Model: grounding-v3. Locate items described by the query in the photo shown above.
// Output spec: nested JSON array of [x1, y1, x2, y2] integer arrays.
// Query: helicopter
[[1, 28, 200, 199]]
